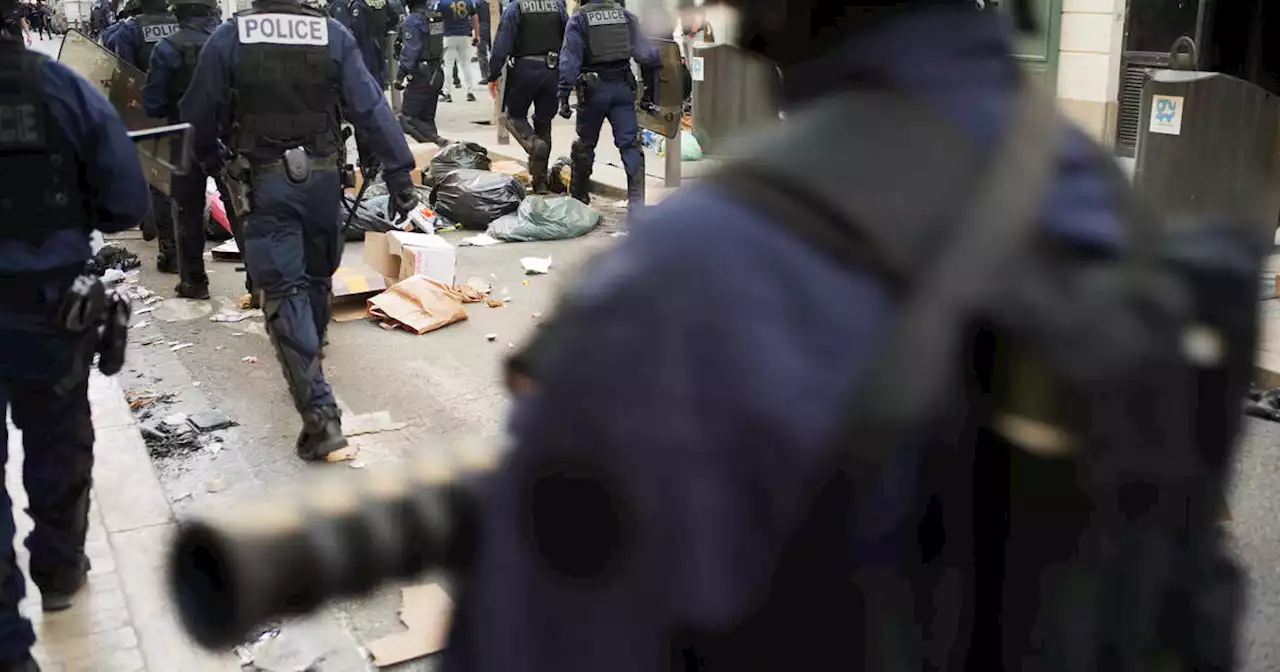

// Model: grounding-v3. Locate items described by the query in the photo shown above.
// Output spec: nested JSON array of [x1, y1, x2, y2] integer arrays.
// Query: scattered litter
[[168, 340, 181, 345], [174, 492, 193, 502], [143, 295, 163, 305], [242, 356, 258, 364], [520, 256, 552, 275], [132, 320, 150, 329], [521, 280, 530, 286], [488, 195, 601, 242], [205, 475, 226, 493], [431, 169, 523, 230], [466, 276, 492, 294], [609, 231, 629, 238], [1246, 387, 1280, 422], [170, 343, 194, 352], [215, 346, 223, 352], [193, 382, 201, 387], [459, 233, 503, 247], [134, 306, 154, 315], [531, 312, 542, 320], [450, 283, 487, 303], [102, 269, 127, 285], [366, 583, 454, 667], [84, 242, 141, 276], [486, 333, 497, 341], [350, 460, 367, 470], [236, 293, 256, 310], [325, 446, 359, 463], [210, 309, 263, 323], [507, 342, 515, 349], [189, 409, 235, 432], [207, 441, 223, 456], [485, 299, 505, 308], [368, 276, 468, 335], [211, 239, 241, 261], [139, 338, 159, 346], [232, 333, 244, 337], [345, 411, 408, 437]]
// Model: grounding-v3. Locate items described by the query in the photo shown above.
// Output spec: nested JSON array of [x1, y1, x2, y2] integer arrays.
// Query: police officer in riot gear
[[0, 0, 148, 666], [142, 0, 239, 300], [348, 0, 392, 88], [487, 0, 567, 194], [395, 0, 447, 144], [104, 0, 180, 273], [181, 0, 418, 461], [557, 0, 656, 210]]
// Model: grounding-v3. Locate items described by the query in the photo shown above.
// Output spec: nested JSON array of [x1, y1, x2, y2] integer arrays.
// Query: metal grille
[[1117, 63, 1152, 158]]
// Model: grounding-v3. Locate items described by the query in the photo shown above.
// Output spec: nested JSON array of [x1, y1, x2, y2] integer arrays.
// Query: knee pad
[[570, 139, 593, 163]]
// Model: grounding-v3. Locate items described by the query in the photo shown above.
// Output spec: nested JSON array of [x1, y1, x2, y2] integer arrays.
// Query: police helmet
[[705, 0, 1036, 68], [172, 0, 219, 7]]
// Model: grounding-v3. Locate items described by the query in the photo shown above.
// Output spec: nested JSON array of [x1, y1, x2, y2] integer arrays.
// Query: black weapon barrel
[[169, 464, 482, 649]]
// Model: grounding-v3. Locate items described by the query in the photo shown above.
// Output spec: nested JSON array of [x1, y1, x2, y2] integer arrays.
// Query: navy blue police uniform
[[557, 0, 655, 210], [103, 1, 182, 273], [487, 0, 565, 193], [347, 0, 391, 88], [443, 5, 1136, 672], [180, 0, 417, 459], [0, 17, 148, 670], [394, 0, 446, 144], [142, 0, 242, 300]]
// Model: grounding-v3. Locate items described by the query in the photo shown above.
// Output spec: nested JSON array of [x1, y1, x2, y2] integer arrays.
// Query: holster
[[219, 154, 253, 218]]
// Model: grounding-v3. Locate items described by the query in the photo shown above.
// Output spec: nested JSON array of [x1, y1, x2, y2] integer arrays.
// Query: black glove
[[361, 159, 382, 183], [557, 98, 572, 119], [389, 186, 417, 223], [393, 74, 407, 90]]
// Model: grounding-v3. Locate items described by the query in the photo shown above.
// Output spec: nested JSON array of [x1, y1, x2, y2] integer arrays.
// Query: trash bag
[[427, 142, 492, 186], [85, 242, 141, 275], [487, 195, 601, 242], [340, 193, 399, 241], [430, 169, 524, 230], [547, 155, 571, 194], [681, 130, 703, 161]]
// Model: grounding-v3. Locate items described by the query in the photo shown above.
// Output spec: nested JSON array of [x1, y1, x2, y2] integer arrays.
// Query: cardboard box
[[331, 265, 390, 322], [409, 142, 441, 186], [490, 159, 531, 187], [363, 231, 457, 286]]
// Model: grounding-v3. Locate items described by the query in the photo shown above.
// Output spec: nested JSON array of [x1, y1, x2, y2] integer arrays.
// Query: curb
[[482, 148, 648, 201]]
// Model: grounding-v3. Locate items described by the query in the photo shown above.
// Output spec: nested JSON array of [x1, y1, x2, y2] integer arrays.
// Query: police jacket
[[441, 7, 1135, 672], [348, 0, 388, 42], [486, 0, 566, 79], [396, 5, 443, 73], [556, 0, 654, 100], [179, 0, 416, 194], [105, 11, 179, 71], [0, 40, 148, 273], [142, 15, 220, 120]]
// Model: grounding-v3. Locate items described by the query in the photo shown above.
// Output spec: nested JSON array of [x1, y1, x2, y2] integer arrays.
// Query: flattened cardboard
[[367, 276, 468, 334], [331, 265, 389, 322], [367, 583, 453, 667], [491, 159, 531, 186], [211, 239, 241, 261]]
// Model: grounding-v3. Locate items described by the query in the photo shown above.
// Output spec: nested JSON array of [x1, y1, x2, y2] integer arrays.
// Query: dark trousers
[[151, 185, 177, 264], [503, 59, 558, 142], [0, 279, 95, 658], [572, 76, 644, 207], [401, 61, 444, 141], [170, 171, 209, 285], [243, 170, 342, 412]]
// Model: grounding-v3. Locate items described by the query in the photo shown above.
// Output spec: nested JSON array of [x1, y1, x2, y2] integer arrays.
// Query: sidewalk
[[8, 373, 237, 671]]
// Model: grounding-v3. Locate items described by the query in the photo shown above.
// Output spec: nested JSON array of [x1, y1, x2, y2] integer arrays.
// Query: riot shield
[[637, 38, 684, 140], [57, 29, 182, 195]]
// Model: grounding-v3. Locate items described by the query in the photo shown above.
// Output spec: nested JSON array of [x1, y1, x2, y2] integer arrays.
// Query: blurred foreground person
[[0, 1, 148, 667], [180, 0, 418, 460], [448, 1, 1260, 670]]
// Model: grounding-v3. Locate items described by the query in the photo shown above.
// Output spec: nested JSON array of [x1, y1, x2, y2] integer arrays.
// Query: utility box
[[1134, 71, 1280, 236], [689, 43, 780, 155]]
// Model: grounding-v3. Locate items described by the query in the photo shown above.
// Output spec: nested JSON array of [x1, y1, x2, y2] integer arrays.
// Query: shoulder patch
[[142, 22, 180, 42], [236, 13, 330, 45]]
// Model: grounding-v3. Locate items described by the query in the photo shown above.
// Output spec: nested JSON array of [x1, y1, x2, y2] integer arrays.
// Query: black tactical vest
[[411, 7, 443, 62], [0, 47, 85, 243], [164, 27, 210, 120], [513, 0, 563, 58], [579, 0, 629, 66], [135, 12, 179, 70], [358, 0, 388, 38], [231, 4, 340, 158]]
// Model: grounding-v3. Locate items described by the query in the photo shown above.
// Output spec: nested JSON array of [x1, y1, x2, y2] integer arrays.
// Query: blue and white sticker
[[689, 56, 703, 82], [1150, 94, 1184, 136], [237, 13, 329, 45]]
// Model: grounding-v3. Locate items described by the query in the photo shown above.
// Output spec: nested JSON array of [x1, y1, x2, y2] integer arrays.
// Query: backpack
[[667, 84, 1261, 671]]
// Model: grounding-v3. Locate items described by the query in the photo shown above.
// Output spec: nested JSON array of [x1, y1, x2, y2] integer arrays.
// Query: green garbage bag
[[487, 195, 602, 242], [680, 130, 703, 161]]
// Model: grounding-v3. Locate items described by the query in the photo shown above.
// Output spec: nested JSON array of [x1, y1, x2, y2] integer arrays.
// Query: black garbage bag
[[85, 242, 141, 276], [547, 155, 570, 194], [340, 193, 398, 241], [428, 142, 492, 187], [430, 169, 524, 230]]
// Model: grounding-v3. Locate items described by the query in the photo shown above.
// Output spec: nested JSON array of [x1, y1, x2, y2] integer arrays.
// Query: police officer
[[141, 0, 230, 300], [0, 0, 148, 667], [104, 0, 180, 274], [486, 0, 566, 194], [394, 0, 448, 144], [441, 0, 1196, 670], [347, 0, 391, 89], [557, 0, 656, 210], [180, 0, 419, 460]]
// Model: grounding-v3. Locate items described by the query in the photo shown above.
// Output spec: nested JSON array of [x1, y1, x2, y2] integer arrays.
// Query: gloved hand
[[557, 98, 572, 120], [389, 185, 418, 223], [393, 74, 407, 90], [360, 159, 382, 183]]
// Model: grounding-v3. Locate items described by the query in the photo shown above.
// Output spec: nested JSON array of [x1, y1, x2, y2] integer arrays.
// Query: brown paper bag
[[367, 276, 468, 334]]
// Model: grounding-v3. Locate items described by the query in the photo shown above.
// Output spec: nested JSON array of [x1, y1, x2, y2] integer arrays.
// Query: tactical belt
[[584, 66, 630, 81], [251, 156, 340, 177]]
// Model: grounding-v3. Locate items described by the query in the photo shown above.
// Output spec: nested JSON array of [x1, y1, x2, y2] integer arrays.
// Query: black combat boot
[[157, 237, 179, 274], [175, 275, 211, 300], [295, 405, 348, 461], [35, 556, 90, 612]]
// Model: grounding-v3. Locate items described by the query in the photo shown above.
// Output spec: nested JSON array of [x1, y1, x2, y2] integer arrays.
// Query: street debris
[[344, 411, 407, 437], [332, 264, 390, 322], [242, 356, 258, 364], [364, 231, 456, 286], [488, 195, 601, 242], [531, 312, 542, 320], [210, 309, 263, 323], [366, 583, 454, 667], [102, 269, 127, 285], [485, 299, 505, 308], [609, 231, 629, 238], [236, 293, 256, 310], [368, 276, 468, 334], [173, 492, 193, 502], [521, 256, 552, 275], [85, 242, 141, 276], [432, 169, 523, 230], [325, 446, 360, 463], [207, 441, 223, 456], [189, 409, 235, 432], [451, 283, 487, 303], [211, 239, 241, 261], [466, 276, 492, 295], [205, 475, 226, 493], [1246, 387, 1280, 422], [459, 233, 503, 247], [350, 460, 367, 470], [170, 343, 194, 352], [134, 306, 154, 315], [486, 333, 497, 342], [132, 320, 150, 329]]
